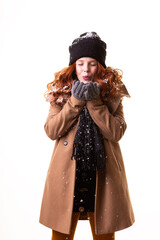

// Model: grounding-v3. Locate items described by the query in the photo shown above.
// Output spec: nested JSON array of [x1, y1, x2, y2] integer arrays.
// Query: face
[[75, 57, 98, 84]]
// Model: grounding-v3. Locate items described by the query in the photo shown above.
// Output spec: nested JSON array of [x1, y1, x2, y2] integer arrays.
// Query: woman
[[39, 32, 135, 240]]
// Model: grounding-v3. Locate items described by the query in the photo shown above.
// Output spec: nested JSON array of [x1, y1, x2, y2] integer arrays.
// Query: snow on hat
[[69, 32, 107, 68]]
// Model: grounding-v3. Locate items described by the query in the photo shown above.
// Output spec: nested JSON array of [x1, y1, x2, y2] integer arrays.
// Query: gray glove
[[84, 82, 100, 101], [71, 80, 87, 101]]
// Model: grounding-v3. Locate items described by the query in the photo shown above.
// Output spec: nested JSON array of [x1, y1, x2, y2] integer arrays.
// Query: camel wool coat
[[39, 93, 135, 235]]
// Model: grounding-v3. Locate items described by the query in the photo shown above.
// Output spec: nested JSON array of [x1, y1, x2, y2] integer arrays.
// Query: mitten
[[71, 80, 87, 101], [84, 82, 100, 101]]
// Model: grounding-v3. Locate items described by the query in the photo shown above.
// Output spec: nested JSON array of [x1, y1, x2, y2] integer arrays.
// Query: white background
[[0, 0, 160, 239]]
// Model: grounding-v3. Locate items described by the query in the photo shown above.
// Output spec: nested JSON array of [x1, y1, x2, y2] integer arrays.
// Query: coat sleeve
[[44, 95, 86, 140], [86, 96, 127, 142]]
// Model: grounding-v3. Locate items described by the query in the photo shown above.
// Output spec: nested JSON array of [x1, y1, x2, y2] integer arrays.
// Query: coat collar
[[106, 83, 130, 114]]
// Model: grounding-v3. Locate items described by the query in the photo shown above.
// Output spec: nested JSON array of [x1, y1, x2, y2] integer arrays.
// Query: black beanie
[[69, 32, 107, 68]]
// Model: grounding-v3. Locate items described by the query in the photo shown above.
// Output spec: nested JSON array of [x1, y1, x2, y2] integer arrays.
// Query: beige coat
[[39, 93, 135, 235]]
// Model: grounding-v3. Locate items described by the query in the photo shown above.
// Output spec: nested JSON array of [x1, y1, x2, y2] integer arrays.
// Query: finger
[[76, 82, 84, 96], [78, 84, 86, 98], [89, 82, 97, 95], [84, 90, 90, 100], [93, 82, 100, 95], [73, 80, 80, 88]]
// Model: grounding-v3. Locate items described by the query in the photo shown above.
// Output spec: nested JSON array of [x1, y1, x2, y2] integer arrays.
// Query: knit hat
[[69, 32, 107, 68]]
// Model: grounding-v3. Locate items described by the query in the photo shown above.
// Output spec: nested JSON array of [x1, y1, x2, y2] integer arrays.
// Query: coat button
[[79, 207, 85, 212], [79, 188, 88, 192], [64, 141, 68, 146]]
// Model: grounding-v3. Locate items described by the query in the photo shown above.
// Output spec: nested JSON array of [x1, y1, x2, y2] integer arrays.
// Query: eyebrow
[[77, 60, 97, 63]]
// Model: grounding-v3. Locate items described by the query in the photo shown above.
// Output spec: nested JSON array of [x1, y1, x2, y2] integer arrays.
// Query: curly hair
[[44, 62, 130, 105]]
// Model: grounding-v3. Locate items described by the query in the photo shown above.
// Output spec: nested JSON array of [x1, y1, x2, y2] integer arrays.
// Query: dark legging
[[52, 212, 115, 240]]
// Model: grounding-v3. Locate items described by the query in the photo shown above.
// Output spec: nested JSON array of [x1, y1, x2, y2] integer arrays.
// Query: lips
[[83, 76, 90, 80]]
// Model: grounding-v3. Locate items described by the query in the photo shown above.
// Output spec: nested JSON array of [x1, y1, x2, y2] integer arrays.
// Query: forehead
[[76, 57, 97, 62]]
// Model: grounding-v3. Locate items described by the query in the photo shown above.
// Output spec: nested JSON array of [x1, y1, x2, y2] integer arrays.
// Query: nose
[[83, 63, 89, 72]]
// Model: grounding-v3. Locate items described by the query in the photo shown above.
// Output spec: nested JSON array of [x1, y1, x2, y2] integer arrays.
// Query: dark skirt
[[73, 161, 96, 213]]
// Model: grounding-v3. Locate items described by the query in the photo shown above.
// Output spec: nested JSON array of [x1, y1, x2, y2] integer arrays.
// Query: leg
[[52, 212, 80, 240], [87, 212, 115, 240]]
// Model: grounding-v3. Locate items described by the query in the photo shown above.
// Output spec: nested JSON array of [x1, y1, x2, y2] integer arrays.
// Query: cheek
[[75, 66, 78, 75], [90, 68, 97, 77], [75, 67, 81, 77], [75, 69, 78, 76], [93, 66, 98, 74]]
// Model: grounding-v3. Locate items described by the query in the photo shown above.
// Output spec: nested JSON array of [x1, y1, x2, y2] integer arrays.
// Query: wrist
[[86, 96, 103, 105], [70, 95, 86, 106]]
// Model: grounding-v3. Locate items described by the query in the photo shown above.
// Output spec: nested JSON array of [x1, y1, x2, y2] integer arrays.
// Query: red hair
[[44, 63, 129, 105], [94, 63, 126, 101]]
